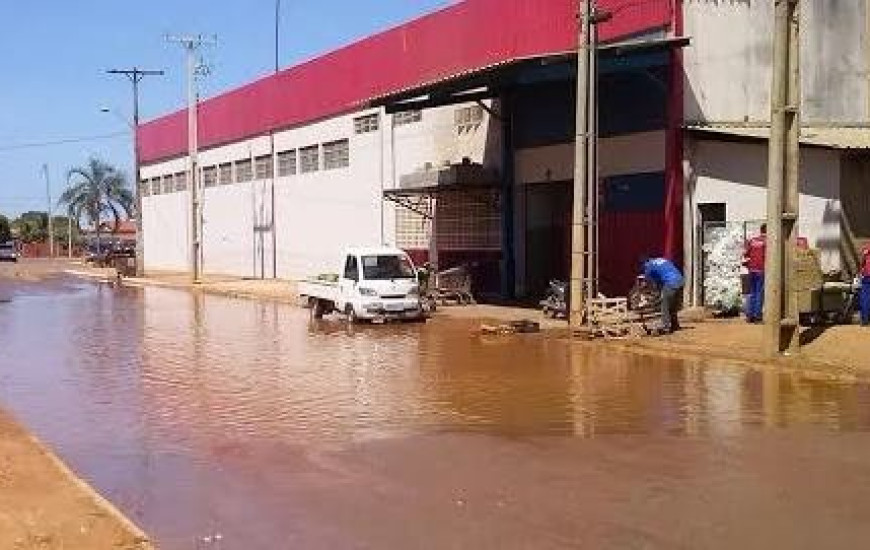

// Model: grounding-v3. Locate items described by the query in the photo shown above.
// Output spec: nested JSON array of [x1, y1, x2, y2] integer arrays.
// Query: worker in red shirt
[[743, 224, 767, 323], [860, 242, 870, 327]]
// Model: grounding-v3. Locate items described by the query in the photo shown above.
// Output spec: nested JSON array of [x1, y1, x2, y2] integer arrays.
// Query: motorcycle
[[540, 279, 568, 318]]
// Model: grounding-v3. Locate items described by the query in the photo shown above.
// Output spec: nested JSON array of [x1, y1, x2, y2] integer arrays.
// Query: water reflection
[[0, 282, 869, 548]]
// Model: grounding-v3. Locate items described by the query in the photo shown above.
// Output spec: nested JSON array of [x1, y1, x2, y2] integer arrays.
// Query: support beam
[[384, 90, 495, 114]]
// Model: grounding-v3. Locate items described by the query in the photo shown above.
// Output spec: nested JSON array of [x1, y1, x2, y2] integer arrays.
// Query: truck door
[[339, 254, 359, 308]]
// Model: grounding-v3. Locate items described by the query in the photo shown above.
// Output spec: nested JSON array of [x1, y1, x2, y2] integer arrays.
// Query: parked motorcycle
[[540, 279, 568, 318]]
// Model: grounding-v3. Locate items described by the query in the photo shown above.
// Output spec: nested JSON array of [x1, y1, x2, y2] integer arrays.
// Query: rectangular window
[[151, 178, 162, 196], [343, 255, 359, 281], [140, 180, 150, 197], [162, 175, 175, 194], [299, 145, 320, 173], [455, 105, 484, 130], [202, 166, 218, 187], [174, 172, 188, 191], [235, 159, 253, 182], [393, 110, 422, 126], [354, 113, 380, 134], [323, 139, 349, 170], [218, 163, 233, 185], [277, 150, 296, 176], [255, 154, 273, 180]]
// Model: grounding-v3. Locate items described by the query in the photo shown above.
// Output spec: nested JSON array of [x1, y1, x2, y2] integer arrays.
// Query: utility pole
[[570, 0, 610, 330], [763, 0, 801, 356], [270, 0, 282, 279], [106, 67, 164, 277], [43, 164, 54, 258], [167, 34, 216, 284], [570, 0, 592, 330], [67, 213, 72, 259], [275, 0, 282, 73]]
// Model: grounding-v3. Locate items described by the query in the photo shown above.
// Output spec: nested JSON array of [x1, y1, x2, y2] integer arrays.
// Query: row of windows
[[142, 139, 350, 196], [142, 105, 481, 196], [352, 106, 482, 137], [352, 110, 423, 135]]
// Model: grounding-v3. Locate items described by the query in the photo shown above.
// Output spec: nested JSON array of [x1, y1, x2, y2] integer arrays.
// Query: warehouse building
[[139, 0, 868, 303], [138, 0, 679, 300]]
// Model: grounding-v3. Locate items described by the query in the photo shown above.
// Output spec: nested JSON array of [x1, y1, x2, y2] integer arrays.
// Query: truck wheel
[[345, 304, 358, 324], [311, 298, 325, 319]]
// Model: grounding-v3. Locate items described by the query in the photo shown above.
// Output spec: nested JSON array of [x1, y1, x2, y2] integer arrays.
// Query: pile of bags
[[703, 224, 745, 314]]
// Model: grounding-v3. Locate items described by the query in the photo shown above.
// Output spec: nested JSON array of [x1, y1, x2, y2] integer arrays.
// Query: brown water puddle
[[1, 283, 869, 549]]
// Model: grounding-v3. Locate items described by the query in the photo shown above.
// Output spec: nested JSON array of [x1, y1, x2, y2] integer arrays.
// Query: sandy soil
[[0, 411, 152, 549]]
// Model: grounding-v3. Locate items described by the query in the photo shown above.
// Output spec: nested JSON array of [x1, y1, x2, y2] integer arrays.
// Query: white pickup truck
[[299, 246, 425, 323]]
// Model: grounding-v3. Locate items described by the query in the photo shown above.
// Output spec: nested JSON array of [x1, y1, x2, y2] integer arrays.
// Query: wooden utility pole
[[570, 0, 609, 330], [570, 0, 592, 329], [43, 164, 54, 258], [106, 68, 164, 277], [763, 0, 801, 356]]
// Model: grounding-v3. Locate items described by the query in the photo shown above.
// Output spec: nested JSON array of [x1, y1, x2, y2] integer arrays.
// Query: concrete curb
[[64, 269, 304, 306]]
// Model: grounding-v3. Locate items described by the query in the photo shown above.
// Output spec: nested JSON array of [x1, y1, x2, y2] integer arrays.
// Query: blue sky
[[0, 0, 448, 217]]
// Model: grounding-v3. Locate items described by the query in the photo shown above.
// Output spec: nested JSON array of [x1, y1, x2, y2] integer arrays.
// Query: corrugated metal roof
[[686, 123, 870, 150]]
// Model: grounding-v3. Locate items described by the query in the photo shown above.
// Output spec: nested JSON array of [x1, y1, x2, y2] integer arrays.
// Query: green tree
[[0, 214, 10, 243], [51, 215, 80, 250], [59, 158, 133, 251], [12, 211, 48, 243]]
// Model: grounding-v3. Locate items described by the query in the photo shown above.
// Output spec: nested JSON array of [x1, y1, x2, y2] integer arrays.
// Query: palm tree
[[59, 157, 133, 252]]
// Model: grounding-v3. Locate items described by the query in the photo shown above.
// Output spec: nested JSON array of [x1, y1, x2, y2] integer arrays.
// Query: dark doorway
[[698, 203, 726, 226], [525, 181, 572, 300]]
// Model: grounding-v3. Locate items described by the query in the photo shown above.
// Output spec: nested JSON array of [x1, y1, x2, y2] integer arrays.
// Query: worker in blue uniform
[[641, 256, 685, 334]]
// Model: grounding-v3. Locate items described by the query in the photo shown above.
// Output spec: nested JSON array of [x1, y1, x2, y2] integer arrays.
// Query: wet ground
[[1, 277, 870, 548]]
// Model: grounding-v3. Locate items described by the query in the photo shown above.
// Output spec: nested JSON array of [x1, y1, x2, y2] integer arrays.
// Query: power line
[[0, 131, 128, 153]]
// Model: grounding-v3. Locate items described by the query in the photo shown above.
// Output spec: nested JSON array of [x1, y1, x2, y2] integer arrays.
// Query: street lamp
[[101, 106, 134, 130]]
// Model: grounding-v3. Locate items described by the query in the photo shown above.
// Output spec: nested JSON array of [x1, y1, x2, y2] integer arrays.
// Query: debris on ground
[[479, 319, 540, 335]]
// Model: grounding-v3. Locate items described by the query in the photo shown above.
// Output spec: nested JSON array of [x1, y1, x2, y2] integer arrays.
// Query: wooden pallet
[[587, 297, 634, 339]]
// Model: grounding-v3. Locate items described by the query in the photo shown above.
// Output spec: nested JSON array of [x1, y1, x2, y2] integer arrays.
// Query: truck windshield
[[361, 255, 415, 280]]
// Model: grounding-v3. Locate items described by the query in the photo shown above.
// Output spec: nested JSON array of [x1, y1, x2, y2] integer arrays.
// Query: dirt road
[[0, 262, 153, 549], [0, 410, 151, 549]]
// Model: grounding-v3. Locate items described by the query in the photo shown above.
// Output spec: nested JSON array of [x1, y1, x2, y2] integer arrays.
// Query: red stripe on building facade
[[138, 0, 671, 164]]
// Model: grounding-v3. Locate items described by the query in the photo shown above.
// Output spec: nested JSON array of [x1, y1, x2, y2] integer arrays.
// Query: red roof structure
[[139, 0, 672, 164]]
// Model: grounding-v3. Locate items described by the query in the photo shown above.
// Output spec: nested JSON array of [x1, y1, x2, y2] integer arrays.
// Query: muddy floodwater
[[1, 279, 870, 549]]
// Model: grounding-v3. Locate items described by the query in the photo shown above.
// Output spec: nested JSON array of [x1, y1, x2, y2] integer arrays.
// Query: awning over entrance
[[366, 35, 691, 114], [383, 161, 500, 220], [686, 123, 870, 150]]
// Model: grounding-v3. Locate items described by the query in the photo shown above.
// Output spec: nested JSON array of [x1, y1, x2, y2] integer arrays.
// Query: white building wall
[[684, 0, 869, 123], [141, 101, 497, 279], [514, 130, 666, 184], [141, 158, 189, 272], [691, 140, 842, 272]]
